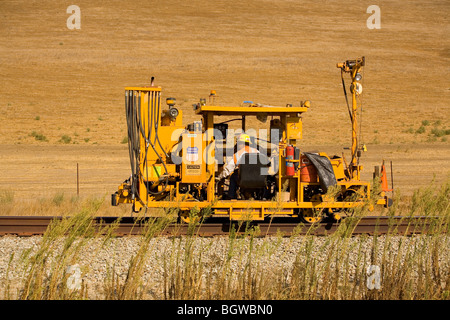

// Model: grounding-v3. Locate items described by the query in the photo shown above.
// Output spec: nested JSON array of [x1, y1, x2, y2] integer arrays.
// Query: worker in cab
[[217, 133, 260, 199]]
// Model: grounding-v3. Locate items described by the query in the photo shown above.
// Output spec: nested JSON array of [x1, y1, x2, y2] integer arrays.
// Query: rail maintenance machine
[[112, 57, 392, 223]]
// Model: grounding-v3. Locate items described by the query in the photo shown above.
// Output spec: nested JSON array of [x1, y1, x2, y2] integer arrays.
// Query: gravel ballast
[[0, 234, 448, 299]]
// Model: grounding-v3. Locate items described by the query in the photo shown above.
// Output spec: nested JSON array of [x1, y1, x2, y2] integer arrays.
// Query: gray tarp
[[303, 153, 337, 192]]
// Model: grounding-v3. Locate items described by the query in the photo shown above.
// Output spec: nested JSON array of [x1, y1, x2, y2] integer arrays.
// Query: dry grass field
[[0, 0, 449, 212], [0, 2, 449, 302]]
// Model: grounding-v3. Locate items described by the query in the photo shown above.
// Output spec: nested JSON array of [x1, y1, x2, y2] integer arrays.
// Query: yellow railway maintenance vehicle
[[112, 58, 392, 223]]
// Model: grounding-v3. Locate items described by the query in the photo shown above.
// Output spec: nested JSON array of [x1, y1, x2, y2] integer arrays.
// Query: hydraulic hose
[[126, 89, 172, 200], [145, 90, 169, 195]]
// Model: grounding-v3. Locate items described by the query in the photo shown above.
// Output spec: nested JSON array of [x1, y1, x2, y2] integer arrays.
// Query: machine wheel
[[335, 187, 363, 218], [337, 187, 362, 202], [302, 216, 323, 223], [300, 208, 323, 224], [325, 208, 342, 222], [178, 210, 201, 224]]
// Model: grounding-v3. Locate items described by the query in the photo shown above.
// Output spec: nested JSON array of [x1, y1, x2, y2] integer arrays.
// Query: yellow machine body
[[112, 58, 390, 222], [181, 131, 207, 184]]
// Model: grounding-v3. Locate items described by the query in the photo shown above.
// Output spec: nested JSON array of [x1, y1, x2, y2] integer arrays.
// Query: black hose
[[155, 92, 170, 160], [145, 90, 169, 195], [126, 90, 136, 198], [340, 71, 358, 167], [125, 89, 172, 198], [341, 70, 352, 121]]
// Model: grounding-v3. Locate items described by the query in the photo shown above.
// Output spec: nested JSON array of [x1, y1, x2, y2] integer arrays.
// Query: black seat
[[238, 153, 270, 189]]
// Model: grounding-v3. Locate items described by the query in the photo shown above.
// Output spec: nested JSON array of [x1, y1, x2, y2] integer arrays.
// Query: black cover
[[303, 152, 337, 192], [238, 153, 270, 189]]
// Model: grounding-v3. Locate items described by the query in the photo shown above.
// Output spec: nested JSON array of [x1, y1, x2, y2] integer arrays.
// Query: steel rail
[[0, 216, 447, 237]]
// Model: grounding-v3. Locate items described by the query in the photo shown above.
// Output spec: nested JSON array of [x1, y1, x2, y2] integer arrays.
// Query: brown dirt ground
[[0, 0, 449, 214]]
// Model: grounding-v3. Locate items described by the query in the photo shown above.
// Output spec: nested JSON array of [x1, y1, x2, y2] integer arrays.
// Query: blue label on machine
[[187, 147, 198, 154], [186, 147, 199, 162]]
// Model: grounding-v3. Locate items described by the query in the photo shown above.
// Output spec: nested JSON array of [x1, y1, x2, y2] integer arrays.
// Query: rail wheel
[[300, 208, 323, 224], [326, 208, 342, 222], [335, 187, 363, 218], [338, 187, 365, 202], [178, 210, 201, 224]]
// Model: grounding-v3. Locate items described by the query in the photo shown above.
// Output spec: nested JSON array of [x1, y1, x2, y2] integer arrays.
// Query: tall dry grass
[[17, 197, 103, 299], [0, 191, 132, 217], [0, 179, 448, 300]]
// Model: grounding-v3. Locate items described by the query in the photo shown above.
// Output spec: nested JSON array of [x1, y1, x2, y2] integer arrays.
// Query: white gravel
[[0, 234, 448, 299]]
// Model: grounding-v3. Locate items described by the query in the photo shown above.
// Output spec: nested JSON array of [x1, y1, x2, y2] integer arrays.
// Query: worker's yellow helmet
[[238, 133, 251, 143]]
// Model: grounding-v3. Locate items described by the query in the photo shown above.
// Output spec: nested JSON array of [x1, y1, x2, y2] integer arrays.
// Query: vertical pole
[[205, 112, 215, 202], [77, 163, 79, 197], [351, 78, 358, 177], [390, 160, 394, 197]]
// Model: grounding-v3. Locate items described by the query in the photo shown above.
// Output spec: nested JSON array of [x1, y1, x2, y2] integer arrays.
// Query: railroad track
[[0, 215, 447, 237]]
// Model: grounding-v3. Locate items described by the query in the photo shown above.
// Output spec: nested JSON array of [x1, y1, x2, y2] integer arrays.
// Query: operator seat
[[238, 153, 271, 189]]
